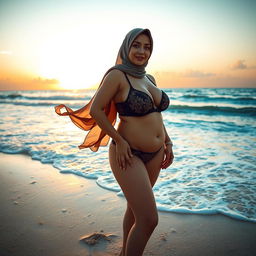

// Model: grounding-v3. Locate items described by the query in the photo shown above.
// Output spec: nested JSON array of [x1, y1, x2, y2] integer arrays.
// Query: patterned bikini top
[[115, 73, 170, 117]]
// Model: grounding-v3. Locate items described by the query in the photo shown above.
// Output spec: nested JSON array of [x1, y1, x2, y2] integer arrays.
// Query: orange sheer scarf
[[55, 28, 152, 152], [55, 69, 117, 152]]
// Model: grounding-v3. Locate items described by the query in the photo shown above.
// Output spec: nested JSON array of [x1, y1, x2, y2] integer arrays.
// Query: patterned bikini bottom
[[112, 140, 162, 164]]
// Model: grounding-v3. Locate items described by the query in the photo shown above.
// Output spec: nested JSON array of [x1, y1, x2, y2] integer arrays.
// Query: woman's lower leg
[[120, 206, 135, 256], [125, 214, 158, 256]]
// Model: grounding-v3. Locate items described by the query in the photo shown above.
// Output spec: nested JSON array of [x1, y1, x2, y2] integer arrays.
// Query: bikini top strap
[[123, 72, 156, 88], [123, 72, 133, 88], [146, 74, 157, 87]]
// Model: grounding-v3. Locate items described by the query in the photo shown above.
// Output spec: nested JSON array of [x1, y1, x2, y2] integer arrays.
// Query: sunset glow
[[0, 0, 255, 90]]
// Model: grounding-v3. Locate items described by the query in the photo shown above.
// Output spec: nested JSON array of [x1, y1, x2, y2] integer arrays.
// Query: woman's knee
[[137, 211, 158, 231], [147, 211, 159, 229]]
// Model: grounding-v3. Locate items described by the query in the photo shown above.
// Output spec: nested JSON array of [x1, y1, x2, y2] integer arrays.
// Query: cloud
[[0, 50, 13, 55], [182, 69, 216, 78], [152, 69, 256, 88], [230, 60, 256, 70], [231, 59, 247, 70], [153, 69, 216, 79], [31, 77, 59, 85], [0, 76, 60, 90]]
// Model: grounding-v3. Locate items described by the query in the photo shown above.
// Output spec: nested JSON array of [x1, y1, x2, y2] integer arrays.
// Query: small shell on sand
[[80, 232, 117, 246], [159, 233, 167, 241]]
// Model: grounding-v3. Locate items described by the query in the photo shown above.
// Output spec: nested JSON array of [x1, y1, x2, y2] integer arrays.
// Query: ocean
[[0, 88, 255, 223]]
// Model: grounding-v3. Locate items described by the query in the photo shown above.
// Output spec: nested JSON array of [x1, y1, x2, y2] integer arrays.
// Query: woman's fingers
[[121, 148, 133, 170], [121, 153, 132, 170], [164, 149, 170, 163], [125, 156, 131, 167], [161, 149, 174, 169], [120, 155, 126, 170], [115, 141, 133, 171], [170, 152, 174, 163], [117, 155, 127, 170], [118, 157, 122, 170], [126, 148, 133, 166], [116, 154, 124, 170], [128, 147, 133, 158], [121, 153, 133, 170]]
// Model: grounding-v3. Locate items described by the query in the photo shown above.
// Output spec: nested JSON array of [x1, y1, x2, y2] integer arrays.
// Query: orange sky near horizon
[[0, 0, 256, 90]]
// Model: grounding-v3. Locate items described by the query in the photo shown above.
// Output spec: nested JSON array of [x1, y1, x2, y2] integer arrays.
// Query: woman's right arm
[[89, 70, 133, 170]]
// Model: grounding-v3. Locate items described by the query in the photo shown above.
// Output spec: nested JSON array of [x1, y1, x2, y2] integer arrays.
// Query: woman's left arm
[[161, 124, 174, 169]]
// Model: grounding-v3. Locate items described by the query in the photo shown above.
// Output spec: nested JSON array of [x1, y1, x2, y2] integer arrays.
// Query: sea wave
[[182, 94, 256, 101], [170, 104, 256, 116], [1, 100, 255, 117], [0, 93, 22, 99], [0, 93, 90, 101], [0, 101, 61, 107], [0, 100, 85, 108]]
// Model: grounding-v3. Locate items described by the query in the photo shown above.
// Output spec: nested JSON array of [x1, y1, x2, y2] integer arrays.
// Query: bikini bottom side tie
[[112, 140, 162, 164]]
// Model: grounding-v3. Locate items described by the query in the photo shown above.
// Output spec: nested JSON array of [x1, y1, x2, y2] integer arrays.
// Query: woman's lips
[[135, 56, 145, 61]]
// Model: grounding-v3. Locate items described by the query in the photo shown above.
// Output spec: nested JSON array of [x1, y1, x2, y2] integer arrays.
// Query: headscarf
[[55, 28, 153, 152]]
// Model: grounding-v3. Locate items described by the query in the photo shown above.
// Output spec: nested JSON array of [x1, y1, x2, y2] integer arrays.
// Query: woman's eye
[[132, 44, 139, 48]]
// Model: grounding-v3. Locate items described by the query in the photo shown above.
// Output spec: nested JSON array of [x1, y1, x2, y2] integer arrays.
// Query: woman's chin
[[133, 60, 147, 66]]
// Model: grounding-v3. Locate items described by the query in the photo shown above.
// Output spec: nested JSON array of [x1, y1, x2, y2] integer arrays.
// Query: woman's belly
[[117, 112, 165, 152]]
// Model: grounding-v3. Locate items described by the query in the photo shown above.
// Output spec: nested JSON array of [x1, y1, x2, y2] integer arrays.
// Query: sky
[[0, 0, 256, 90]]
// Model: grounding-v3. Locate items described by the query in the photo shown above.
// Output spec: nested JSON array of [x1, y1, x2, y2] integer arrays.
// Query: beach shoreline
[[0, 152, 255, 256]]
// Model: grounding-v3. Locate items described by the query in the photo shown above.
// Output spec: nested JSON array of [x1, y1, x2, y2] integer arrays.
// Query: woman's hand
[[161, 144, 174, 169], [115, 139, 133, 171]]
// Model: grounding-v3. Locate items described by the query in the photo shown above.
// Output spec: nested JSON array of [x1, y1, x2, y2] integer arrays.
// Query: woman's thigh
[[145, 146, 165, 187], [109, 144, 157, 218]]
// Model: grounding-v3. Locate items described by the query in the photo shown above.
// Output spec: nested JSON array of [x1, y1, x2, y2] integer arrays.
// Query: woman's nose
[[138, 47, 145, 54]]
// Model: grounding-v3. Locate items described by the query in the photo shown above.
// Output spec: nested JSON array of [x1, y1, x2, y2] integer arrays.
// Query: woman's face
[[128, 33, 151, 66]]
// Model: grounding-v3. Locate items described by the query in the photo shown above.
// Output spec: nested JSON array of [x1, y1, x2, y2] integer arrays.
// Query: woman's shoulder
[[146, 73, 157, 86], [100, 69, 126, 89], [105, 68, 125, 80]]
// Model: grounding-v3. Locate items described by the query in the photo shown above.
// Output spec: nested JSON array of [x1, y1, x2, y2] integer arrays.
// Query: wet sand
[[0, 153, 255, 256]]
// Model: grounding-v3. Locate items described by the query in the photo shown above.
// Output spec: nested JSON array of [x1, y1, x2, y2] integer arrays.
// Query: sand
[[0, 153, 255, 256]]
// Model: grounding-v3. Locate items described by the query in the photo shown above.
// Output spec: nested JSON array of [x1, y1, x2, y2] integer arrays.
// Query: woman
[[55, 28, 174, 256]]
